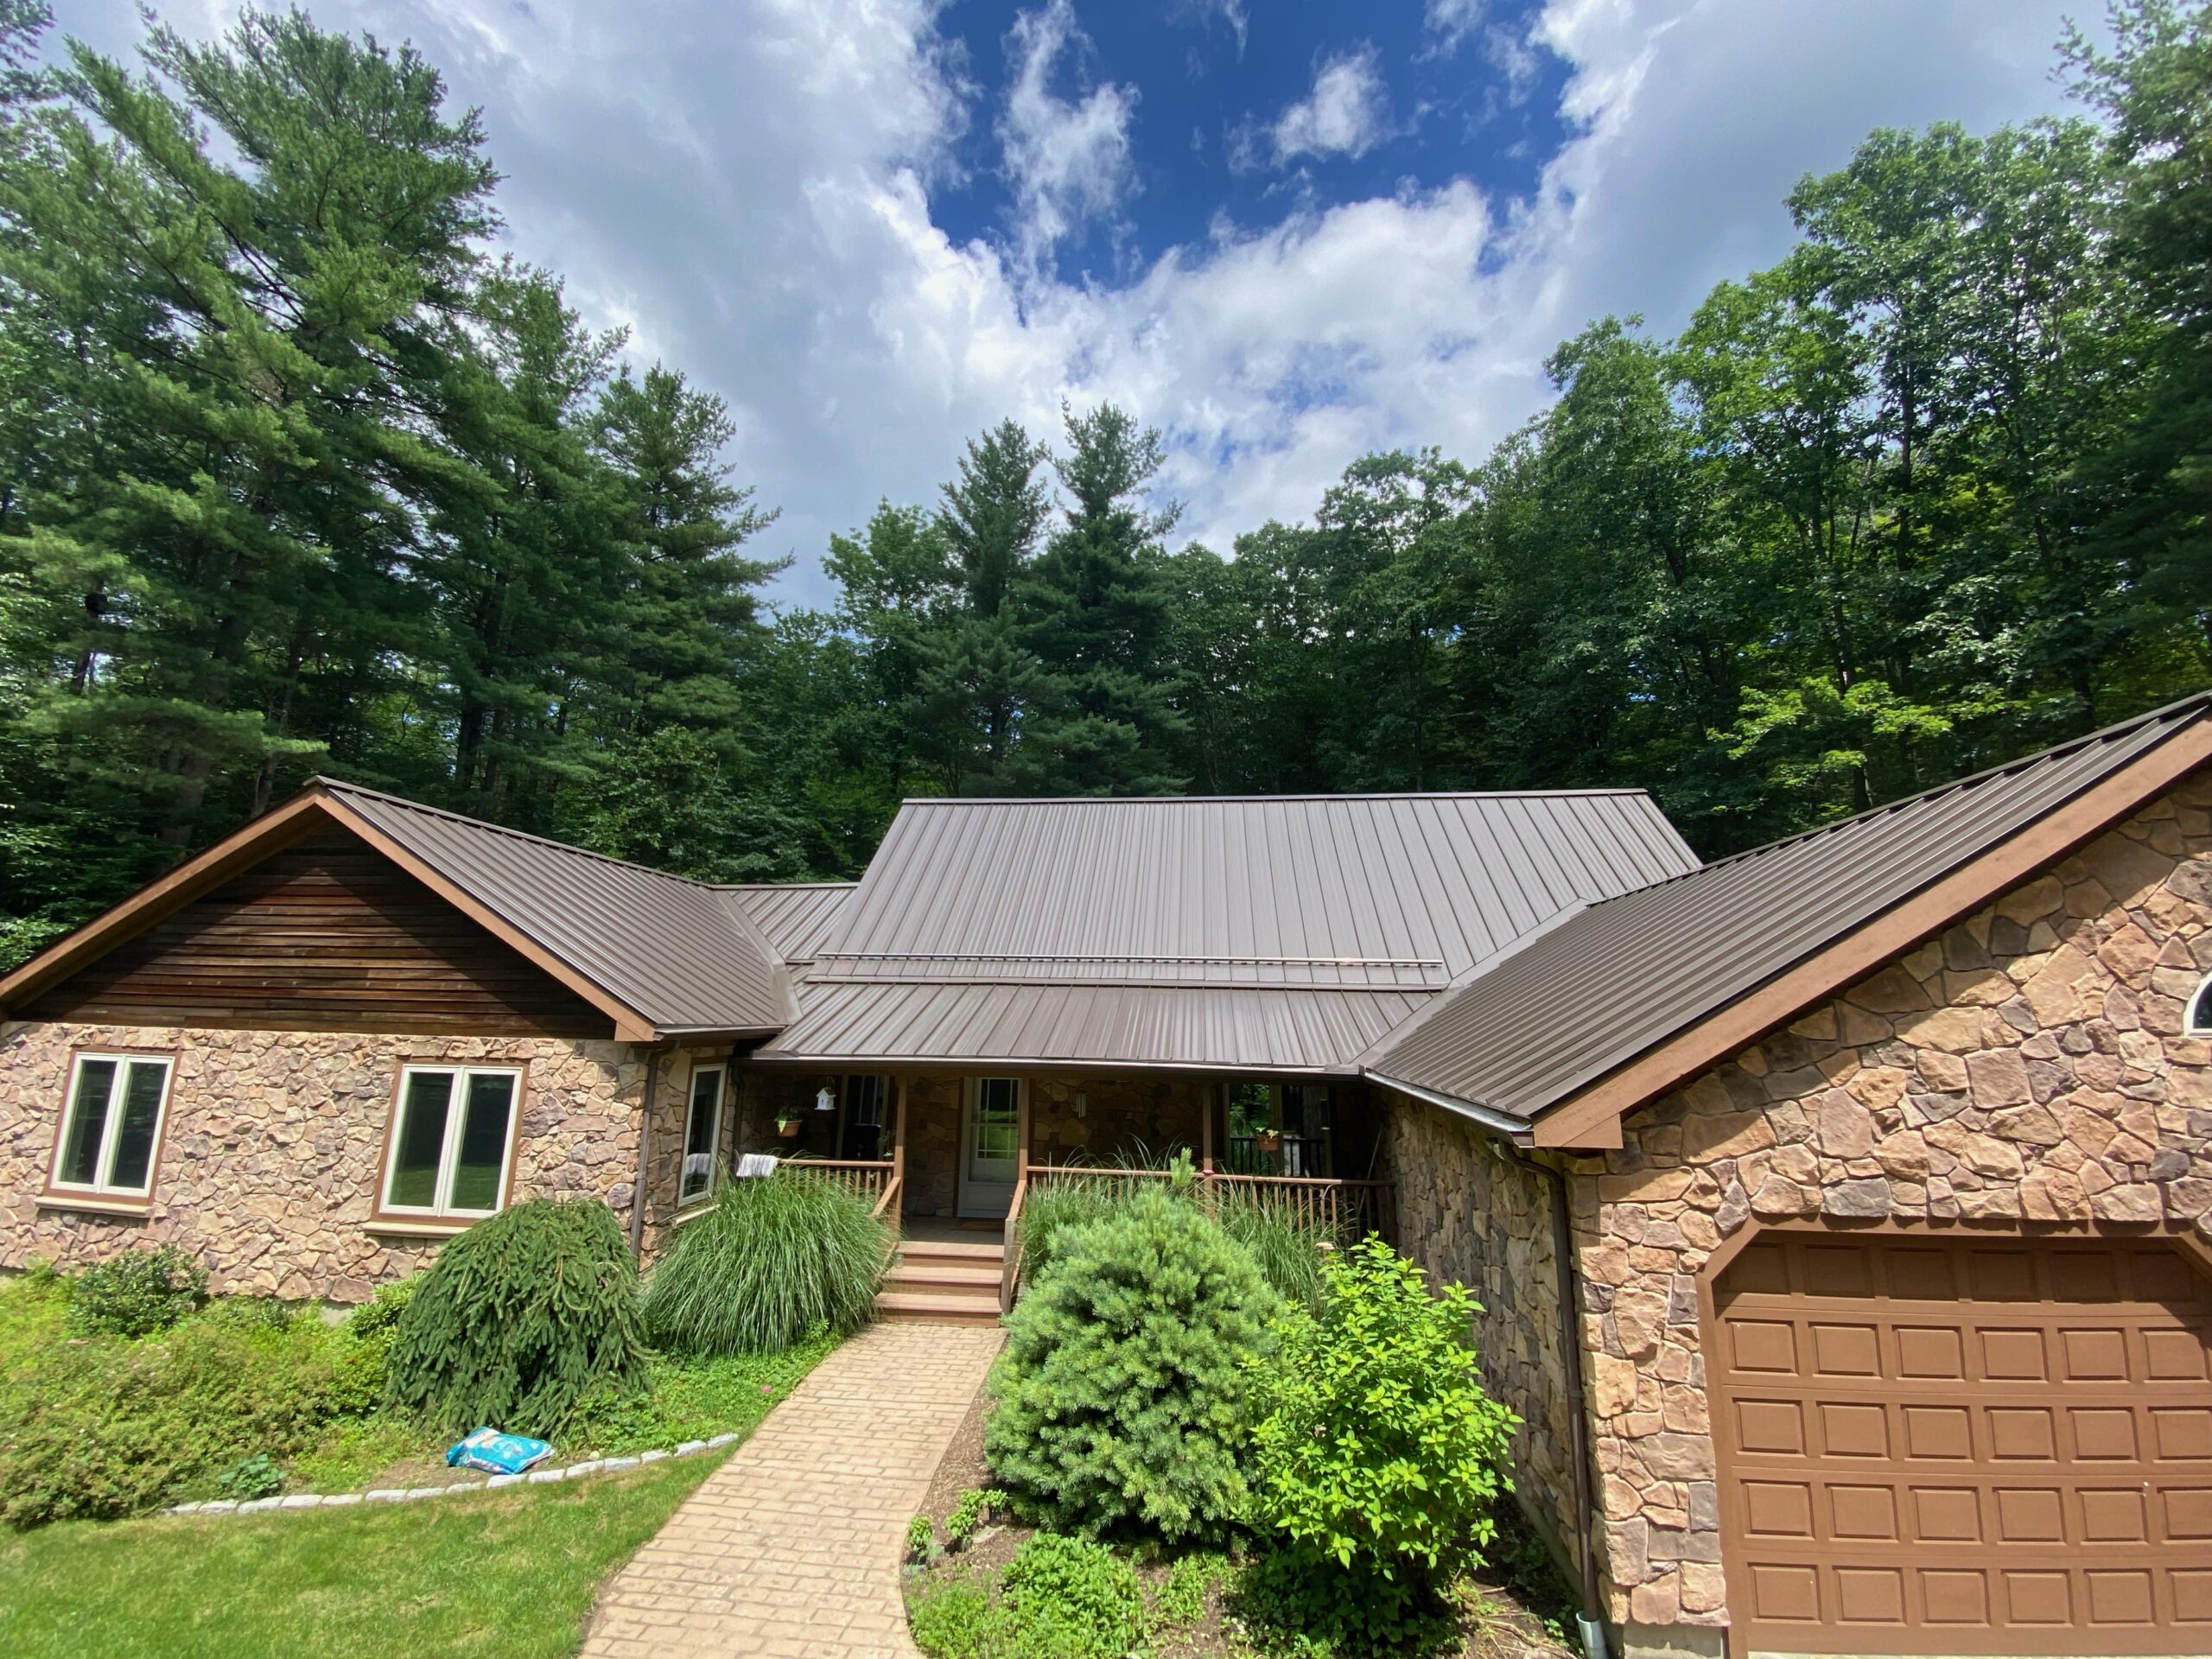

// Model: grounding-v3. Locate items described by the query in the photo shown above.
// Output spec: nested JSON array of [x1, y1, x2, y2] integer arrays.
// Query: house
[[3, 691, 2209, 1659]]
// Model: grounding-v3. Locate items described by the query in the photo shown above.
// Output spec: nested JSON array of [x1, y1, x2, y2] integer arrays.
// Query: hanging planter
[[775, 1115, 802, 1140], [1253, 1128, 1284, 1154]]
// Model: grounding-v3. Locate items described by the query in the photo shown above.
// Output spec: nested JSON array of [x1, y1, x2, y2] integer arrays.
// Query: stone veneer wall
[[0, 1023, 658, 1302], [1573, 777, 2212, 1641], [1381, 1097, 1581, 1571]]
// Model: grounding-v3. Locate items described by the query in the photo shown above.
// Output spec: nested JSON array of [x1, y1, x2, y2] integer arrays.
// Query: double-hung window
[[50, 1053, 173, 1201], [380, 1065, 520, 1221], [680, 1063, 727, 1206]]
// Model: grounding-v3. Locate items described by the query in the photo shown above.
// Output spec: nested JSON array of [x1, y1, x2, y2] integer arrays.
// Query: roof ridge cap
[[310, 776, 718, 891], [896, 788, 1662, 805]]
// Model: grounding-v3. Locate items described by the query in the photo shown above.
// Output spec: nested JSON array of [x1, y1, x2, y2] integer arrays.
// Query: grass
[[0, 1454, 715, 1659], [642, 1172, 890, 1354]]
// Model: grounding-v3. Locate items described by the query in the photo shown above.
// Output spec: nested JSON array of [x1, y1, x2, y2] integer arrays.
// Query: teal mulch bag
[[446, 1427, 555, 1475]]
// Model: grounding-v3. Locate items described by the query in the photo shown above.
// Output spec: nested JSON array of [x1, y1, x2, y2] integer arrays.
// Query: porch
[[732, 1066, 1396, 1317]]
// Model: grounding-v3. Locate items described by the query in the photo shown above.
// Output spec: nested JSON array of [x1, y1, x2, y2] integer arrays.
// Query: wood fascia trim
[[316, 797, 659, 1043], [1533, 720, 2212, 1151], [0, 792, 332, 1014]]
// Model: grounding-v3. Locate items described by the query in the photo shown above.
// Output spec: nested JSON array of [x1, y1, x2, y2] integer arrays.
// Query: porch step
[[878, 1236, 1006, 1325], [877, 1290, 1002, 1325]]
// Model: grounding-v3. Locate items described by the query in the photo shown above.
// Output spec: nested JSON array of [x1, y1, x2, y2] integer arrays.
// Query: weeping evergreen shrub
[[385, 1198, 649, 1436], [986, 1186, 1279, 1541], [641, 1170, 889, 1355]]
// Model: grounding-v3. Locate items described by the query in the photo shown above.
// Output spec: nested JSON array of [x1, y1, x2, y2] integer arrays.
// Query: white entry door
[[957, 1077, 1021, 1218]]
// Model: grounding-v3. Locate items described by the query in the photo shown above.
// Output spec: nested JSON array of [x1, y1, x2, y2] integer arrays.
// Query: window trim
[[2190, 971, 2212, 1037], [678, 1061, 728, 1209], [42, 1049, 177, 1208], [371, 1060, 528, 1227]]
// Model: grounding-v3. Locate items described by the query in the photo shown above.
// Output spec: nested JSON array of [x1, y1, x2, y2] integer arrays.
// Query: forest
[[0, 1, 2206, 967]]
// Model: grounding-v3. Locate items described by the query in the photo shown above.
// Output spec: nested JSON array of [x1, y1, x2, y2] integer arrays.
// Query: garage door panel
[[1713, 1234, 2212, 1656]]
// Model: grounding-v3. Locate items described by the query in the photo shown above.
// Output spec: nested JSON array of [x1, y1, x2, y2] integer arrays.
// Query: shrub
[[642, 1171, 888, 1355], [907, 1514, 938, 1563], [1154, 1550, 1231, 1627], [1244, 1236, 1520, 1654], [906, 1537, 1142, 1659], [0, 1315, 338, 1525], [1015, 1173, 1133, 1285], [945, 1486, 988, 1549], [66, 1245, 207, 1338], [214, 1452, 285, 1501], [986, 1186, 1277, 1541], [385, 1198, 650, 1437]]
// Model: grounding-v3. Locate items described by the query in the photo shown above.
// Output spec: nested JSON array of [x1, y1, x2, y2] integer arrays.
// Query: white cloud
[[1269, 46, 1390, 164], [1424, 0, 1489, 59], [997, 0, 1139, 268], [54, 0, 2101, 601], [1171, 0, 1248, 54]]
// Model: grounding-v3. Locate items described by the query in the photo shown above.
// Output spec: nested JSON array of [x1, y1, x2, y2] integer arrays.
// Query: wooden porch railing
[[780, 1156, 893, 1206], [999, 1163, 1395, 1308]]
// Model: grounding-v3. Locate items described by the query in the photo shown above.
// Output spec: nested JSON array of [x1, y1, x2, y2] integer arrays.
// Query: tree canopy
[[0, 2, 2206, 966]]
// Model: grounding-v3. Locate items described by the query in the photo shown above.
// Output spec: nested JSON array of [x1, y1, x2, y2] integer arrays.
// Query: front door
[[957, 1077, 1021, 1219]]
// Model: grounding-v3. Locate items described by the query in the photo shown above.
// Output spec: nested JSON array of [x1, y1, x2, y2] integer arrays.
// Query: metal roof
[[719, 883, 855, 966], [817, 791, 1698, 990], [753, 980, 1431, 1073], [320, 780, 792, 1034], [1368, 694, 2212, 1124]]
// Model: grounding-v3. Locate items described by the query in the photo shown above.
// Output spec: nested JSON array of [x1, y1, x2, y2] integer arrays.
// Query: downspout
[[630, 1043, 668, 1258], [1498, 1139, 1611, 1659]]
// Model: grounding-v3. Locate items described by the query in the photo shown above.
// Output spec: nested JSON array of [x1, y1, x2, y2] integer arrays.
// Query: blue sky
[[59, 2, 2097, 606]]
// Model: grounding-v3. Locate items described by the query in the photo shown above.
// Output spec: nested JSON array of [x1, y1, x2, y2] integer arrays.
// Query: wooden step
[[877, 1290, 1002, 1325], [897, 1237, 1004, 1262], [880, 1274, 1004, 1300]]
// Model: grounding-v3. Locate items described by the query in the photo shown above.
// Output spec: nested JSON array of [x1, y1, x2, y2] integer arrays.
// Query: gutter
[[1370, 1076, 1610, 1659]]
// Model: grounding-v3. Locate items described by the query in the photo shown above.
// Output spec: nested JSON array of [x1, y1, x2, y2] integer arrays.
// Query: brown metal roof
[[816, 791, 1697, 990], [719, 883, 855, 966], [320, 780, 792, 1034], [753, 980, 1430, 1073], [1368, 694, 2212, 1126]]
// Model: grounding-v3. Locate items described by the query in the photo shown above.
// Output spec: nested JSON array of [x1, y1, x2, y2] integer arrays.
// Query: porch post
[[1017, 1078, 1032, 1177], [893, 1075, 909, 1188], [1200, 1078, 1214, 1173]]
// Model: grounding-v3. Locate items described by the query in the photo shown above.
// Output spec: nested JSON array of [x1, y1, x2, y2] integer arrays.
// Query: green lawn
[[0, 1454, 715, 1659]]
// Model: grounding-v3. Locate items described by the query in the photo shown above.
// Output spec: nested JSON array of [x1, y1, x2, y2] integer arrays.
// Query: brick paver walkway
[[582, 1320, 1003, 1658]]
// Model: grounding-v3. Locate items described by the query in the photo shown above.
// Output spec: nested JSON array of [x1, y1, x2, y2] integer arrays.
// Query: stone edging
[[163, 1432, 745, 1517]]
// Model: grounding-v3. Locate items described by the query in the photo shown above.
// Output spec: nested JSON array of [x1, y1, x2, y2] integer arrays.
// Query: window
[[1224, 1080, 1332, 1177], [2192, 973, 2212, 1036], [50, 1053, 173, 1199], [380, 1065, 520, 1219], [838, 1075, 888, 1161], [680, 1063, 726, 1205]]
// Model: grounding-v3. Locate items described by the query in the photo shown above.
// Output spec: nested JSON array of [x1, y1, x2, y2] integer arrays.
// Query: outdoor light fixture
[[815, 1086, 835, 1112]]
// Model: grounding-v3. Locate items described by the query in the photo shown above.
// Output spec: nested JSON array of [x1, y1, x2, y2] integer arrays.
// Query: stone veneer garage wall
[[1382, 1099, 1582, 1571], [0, 1022, 707, 1303], [1573, 777, 2212, 1647]]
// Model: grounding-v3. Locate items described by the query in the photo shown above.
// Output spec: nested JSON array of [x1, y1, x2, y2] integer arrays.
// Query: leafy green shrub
[[385, 1198, 650, 1437], [906, 1537, 1143, 1659], [986, 1186, 1278, 1541], [66, 1245, 207, 1338], [196, 1294, 292, 1333], [1245, 1237, 1520, 1654], [945, 1486, 988, 1549], [642, 1171, 889, 1355], [214, 1452, 285, 1500], [0, 1315, 338, 1525], [1154, 1550, 1231, 1627], [907, 1515, 938, 1562], [325, 1277, 418, 1416], [1000, 1535, 1143, 1658]]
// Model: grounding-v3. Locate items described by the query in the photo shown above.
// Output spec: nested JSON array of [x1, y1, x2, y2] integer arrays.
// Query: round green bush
[[641, 1171, 889, 1355], [984, 1186, 1278, 1542], [66, 1244, 207, 1338], [385, 1198, 649, 1436]]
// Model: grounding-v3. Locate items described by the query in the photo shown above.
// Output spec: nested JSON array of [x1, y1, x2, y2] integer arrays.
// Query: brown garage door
[[1711, 1233, 2212, 1656]]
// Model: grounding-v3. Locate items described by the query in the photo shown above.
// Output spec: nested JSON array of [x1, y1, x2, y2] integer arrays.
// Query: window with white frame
[[380, 1065, 521, 1219], [2191, 973, 2212, 1036], [680, 1063, 727, 1205], [50, 1052, 174, 1199]]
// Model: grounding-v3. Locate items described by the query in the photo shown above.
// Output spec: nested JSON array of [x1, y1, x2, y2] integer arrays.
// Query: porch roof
[[748, 980, 1431, 1074]]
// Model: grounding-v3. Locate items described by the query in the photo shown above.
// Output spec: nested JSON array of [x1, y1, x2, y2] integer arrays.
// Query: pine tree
[[1011, 404, 1188, 796]]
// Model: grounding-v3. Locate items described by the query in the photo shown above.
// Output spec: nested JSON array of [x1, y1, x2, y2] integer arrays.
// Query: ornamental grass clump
[[641, 1170, 889, 1355], [385, 1198, 649, 1437], [986, 1186, 1277, 1542], [1243, 1236, 1520, 1656]]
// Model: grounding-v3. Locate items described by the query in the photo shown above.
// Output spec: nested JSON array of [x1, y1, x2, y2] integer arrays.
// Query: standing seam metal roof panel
[[718, 884, 855, 966], [1370, 696, 2212, 1121], [320, 780, 792, 1033]]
